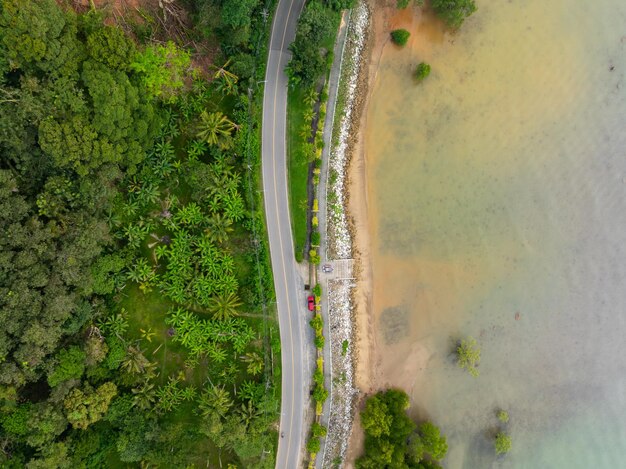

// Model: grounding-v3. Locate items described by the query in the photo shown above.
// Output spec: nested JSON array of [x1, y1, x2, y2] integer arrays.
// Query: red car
[[307, 295, 315, 311]]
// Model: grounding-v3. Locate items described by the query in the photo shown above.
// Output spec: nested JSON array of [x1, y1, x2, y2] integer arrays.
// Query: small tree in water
[[497, 409, 509, 423], [415, 62, 431, 81], [390, 29, 411, 47], [495, 432, 512, 454], [456, 337, 481, 377]]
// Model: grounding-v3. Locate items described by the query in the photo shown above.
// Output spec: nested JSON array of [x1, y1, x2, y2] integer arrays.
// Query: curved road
[[261, 0, 308, 468]]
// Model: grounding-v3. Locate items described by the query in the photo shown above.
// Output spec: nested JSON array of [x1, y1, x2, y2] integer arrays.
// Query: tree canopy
[[431, 0, 477, 29], [286, 0, 338, 86], [357, 389, 448, 469]]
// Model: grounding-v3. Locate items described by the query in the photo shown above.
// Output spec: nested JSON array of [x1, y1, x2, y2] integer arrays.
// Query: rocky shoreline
[[323, 1, 371, 467]]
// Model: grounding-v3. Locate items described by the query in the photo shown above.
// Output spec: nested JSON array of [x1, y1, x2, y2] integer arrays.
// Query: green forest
[[0, 0, 280, 467]]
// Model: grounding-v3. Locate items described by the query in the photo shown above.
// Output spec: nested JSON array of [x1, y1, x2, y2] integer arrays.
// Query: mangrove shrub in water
[[415, 62, 431, 81], [456, 337, 481, 377], [431, 0, 477, 29], [495, 432, 512, 455], [357, 389, 448, 468], [391, 29, 411, 47]]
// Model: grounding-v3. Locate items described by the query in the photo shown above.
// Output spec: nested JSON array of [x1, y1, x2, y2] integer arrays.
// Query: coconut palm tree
[[303, 87, 318, 107], [241, 351, 264, 376], [196, 111, 236, 149], [211, 60, 238, 96], [204, 213, 233, 245], [237, 400, 261, 428], [132, 381, 156, 410], [121, 346, 151, 375], [208, 292, 242, 321], [198, 386, 233, 418]]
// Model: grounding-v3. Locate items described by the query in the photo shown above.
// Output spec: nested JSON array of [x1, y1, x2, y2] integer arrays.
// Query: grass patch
[[286, 8, 342, 263], [286, 85, 310, 262]]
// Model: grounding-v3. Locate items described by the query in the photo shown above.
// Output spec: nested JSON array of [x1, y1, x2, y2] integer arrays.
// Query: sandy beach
[[343, 1, 419, 464]]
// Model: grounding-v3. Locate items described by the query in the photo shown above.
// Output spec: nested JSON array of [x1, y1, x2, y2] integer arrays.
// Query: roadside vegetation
[[285, 0, 350, 261], [356, 389, 448, 468], [306, 283, 329, 467], [0, 0, 279, 466]]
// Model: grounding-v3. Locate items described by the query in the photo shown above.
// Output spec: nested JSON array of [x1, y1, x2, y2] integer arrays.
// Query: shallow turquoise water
[[366, 1, 626, 467]]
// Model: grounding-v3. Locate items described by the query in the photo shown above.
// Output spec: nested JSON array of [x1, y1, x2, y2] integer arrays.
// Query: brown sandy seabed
[[344, 1, 432, 466]]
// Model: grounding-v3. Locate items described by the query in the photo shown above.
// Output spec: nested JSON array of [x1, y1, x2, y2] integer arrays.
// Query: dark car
[[307, 295, 315, 311]]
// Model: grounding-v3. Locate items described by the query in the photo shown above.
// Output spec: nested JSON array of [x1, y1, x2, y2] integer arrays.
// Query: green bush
[[497, 409, 509, 423], [415, 62, 431, 81], [310, 314, 323, 334], [341, 340, 349, 356], [313, 284, 322, 296], [312, 422, 328, 437], [306, 437, 321, 454], [390, 29, 410, 47], [313, 384, 328, 404], [313, 368, 324, 385], [311, 231, 321, 247], [314, 335, 325, 349]]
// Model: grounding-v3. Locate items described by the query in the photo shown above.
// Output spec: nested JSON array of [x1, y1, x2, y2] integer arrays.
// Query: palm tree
[[132, 381, 156, 410], [211, 60, 238, 95], [237, 400, 261, 428], [121, 346, 151, 375], [241, 351, 264, 376], [303, 87, 318, 107], [204, 213, 233, 245], [208, 292, 242, 321], [198, 386, 233, 418], [196, 111, 236, 149]]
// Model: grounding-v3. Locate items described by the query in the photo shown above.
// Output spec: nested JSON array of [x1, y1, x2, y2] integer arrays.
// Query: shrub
[[497, 409, 509, 423], [311, 231, 321, 247], [313, 368, 324, 385], [310, 314, 323, 334], [317, 357, 324, 371], [341, 340, 349, 356], [314, 335, 325, 349], [312, 422, 327, 437], [456, 337, 480, 377], [415, 62, 431, 81], [307, 437, 321, 454], [313, 384, 328, 404], [390, 29, 410, 47], [495, 432, 512, 454], [313, 284, 322, 296]]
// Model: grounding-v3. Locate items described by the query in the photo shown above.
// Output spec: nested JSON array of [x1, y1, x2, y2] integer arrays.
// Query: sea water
[[365, 1, 626, 467]]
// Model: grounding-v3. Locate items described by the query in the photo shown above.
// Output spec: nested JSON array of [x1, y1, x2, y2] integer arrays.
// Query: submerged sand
[[348, 0, 626, 467]]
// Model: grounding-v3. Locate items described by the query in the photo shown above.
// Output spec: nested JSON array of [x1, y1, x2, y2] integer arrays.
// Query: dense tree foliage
[[431, 0, 477, 28], [286, 0, 338, 86], [0, 0, 278, 466], [357, 389, 448, 468]]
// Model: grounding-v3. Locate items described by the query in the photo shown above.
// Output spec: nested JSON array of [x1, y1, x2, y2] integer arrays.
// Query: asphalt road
[[261, 0, 308, 467]]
